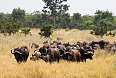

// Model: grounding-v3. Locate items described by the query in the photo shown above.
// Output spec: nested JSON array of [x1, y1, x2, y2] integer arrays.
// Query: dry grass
[[0, 29, 116, 78]]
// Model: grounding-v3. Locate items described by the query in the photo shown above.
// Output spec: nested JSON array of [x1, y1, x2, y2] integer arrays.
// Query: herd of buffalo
[[11, 40, 116, 63]]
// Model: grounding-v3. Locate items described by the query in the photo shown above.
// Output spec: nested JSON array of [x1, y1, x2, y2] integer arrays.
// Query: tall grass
[[0, 29, 116, 78]]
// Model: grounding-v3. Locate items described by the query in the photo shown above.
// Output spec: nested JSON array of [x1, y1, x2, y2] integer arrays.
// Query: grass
[[0, 29, 116, 78]]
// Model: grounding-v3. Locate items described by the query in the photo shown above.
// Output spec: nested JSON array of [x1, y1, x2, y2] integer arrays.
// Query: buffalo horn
[[84, 52, 93, 55], [11, 50, 14, 54], [15, 51, 22, 54]]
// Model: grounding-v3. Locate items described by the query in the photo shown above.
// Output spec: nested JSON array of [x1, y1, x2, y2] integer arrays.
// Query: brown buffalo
[[30, 52, 41, 61]]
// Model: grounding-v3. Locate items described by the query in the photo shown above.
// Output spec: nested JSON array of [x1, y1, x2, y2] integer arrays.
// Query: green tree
[[42, 11, 50, 27], [31, 11, 43, 28], [90, 10, 115, 37], [24, 13, 33, 28], [73, 12, 82, 23], [0, 20, 7, 35], [0, 12, 12, 21], [11, 7, 25, 27], [0, 12, 4, 20], [61, 13, 71, 29], [81, 15, 94, 30], [82, 20, 94, 30], [90, 26, 107, 38], [42, 0, 69, 28], [91, 18, 115, 37], [71, 12, 83, 29], [39, 25, 53, 38], [21, 28, 31, 36], [0, 20, 21, 36], [93, 10, 114, 27]]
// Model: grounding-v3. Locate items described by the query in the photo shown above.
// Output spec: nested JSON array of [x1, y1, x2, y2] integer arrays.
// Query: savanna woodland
[[0, 0, 116, 78]]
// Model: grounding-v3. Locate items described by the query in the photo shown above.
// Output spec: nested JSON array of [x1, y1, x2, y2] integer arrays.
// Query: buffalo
[[107, 44, 116, 52], [31, 43, 39, 51], [39, 54, 53, 63], [30, 52, 41, 61], [79, 48, 94, 62], [11, 46, 29, 63], [63, 49, 81, 62], [47, 47, 60, 63], [39, 46, 48, 55], [62, 46, 81, 62], [98, 40, 109, 49]]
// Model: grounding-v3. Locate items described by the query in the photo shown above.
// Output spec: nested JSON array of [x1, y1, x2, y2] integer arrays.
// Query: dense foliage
[[39, 25, 53, 38], [0, 19, 21, 35], [0, 2, 116, 37], [21, 28, 31, 36], [1, 9, 116, 30]]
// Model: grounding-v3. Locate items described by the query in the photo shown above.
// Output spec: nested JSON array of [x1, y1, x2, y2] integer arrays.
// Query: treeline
[[0, 8, 116, 29], [0, 7, 116, 37]]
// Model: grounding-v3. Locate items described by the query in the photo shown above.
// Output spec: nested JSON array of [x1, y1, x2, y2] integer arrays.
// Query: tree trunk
[[53, 15, 56, 29]]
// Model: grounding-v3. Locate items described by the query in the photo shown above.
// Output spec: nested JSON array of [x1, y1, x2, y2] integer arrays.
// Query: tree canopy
[[0, 6, 116, 37], [42, 0, 70, 28]]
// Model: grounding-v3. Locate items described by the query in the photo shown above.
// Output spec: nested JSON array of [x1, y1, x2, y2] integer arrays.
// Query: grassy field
[[0, 29, 116, 78]]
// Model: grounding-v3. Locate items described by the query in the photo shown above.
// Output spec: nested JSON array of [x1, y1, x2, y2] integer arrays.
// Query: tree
[[82, 20, 94, 30], [0, 20, 21, 36], [24, 13, 34, 28], [73, 12, 82, 23], [0, 12, 4, 20], [42, 11, 50, 26], [90, 10, 115, 37], [0, 12, 12, 21], [31, 11, 43, 28], [71, 12, 83, 29], [90, 19, 115, 37], [0, 20, 7, 35], [42, 0, 70, 28], [39, 25, 53, 38], [11, 7, 25, 27], [21, 28, 31, 36], [93, 10, 114, 26], [81, 15, 94, 30], [90, 26, 107, 38], [59, 13, 71, 29]]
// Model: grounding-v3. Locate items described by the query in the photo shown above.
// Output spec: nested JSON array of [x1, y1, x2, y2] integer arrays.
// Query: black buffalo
[[98, 40, 109, 49], [39, 46, 48, 55], [57, 44, 66, 59], [11, 46, 29, 63], [79, 48, 94, 62], [89, 41, 100, 50]]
